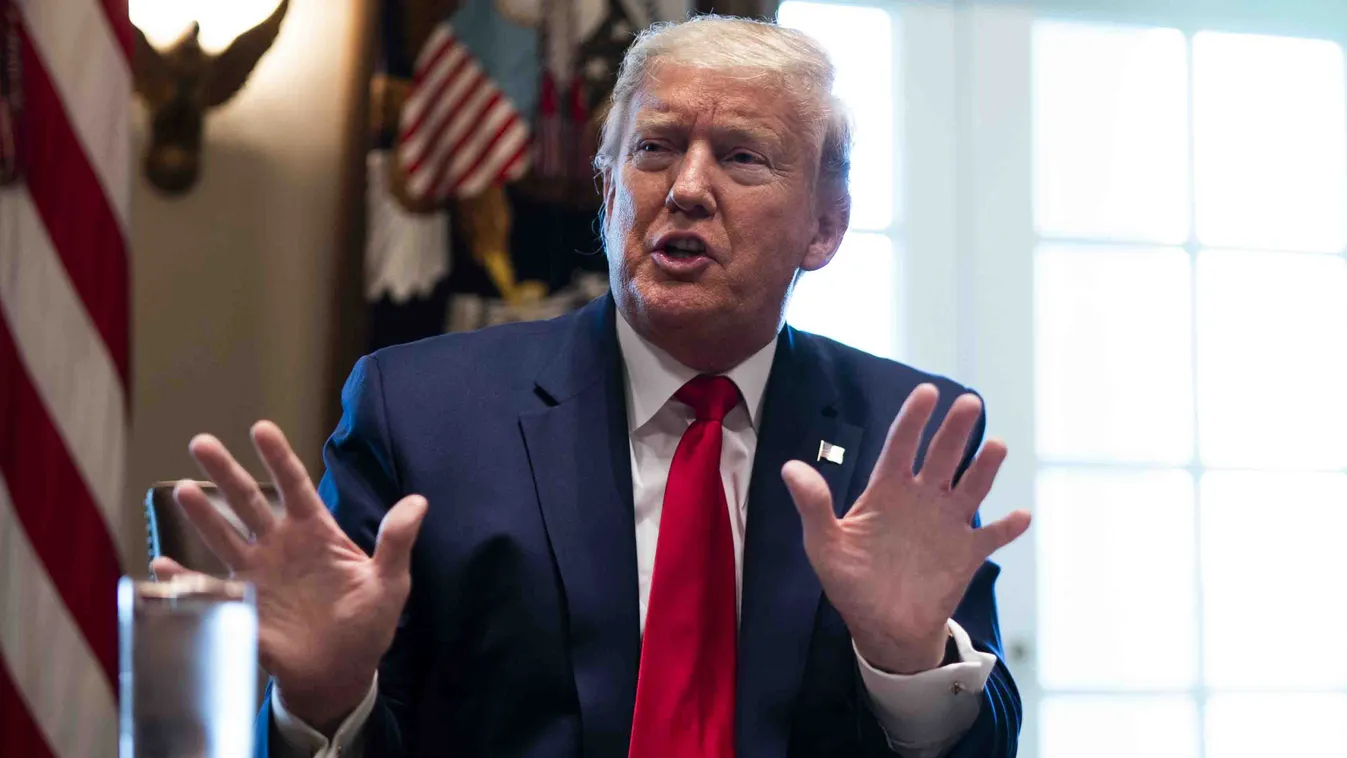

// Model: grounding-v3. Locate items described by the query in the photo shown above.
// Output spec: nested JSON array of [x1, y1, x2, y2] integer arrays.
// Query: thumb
[[781, 461, 838, 541], [373, 495, 429, 579]]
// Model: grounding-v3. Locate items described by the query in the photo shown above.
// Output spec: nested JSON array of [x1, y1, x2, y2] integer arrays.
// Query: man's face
[[602, 64, 847, 348]]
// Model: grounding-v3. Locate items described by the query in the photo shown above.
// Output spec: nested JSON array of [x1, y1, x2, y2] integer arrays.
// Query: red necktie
[[629, 375, 740, 758]]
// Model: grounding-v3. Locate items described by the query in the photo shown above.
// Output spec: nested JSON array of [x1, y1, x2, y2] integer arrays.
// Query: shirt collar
[[615, 308, 778, 432]]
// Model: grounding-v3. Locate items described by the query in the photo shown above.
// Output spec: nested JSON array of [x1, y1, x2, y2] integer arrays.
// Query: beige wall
[[126, 0, 363, 566]]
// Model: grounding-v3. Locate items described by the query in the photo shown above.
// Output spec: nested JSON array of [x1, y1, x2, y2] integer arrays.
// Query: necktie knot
[[675, 375, 740, 423]]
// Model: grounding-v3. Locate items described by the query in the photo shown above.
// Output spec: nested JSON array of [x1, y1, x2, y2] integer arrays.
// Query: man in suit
[[154, 15, 1031, 758]]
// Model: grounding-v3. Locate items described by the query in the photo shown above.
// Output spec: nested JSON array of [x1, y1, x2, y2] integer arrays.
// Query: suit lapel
[[519, 296, 641, 758], [737, 328, 863, 758]]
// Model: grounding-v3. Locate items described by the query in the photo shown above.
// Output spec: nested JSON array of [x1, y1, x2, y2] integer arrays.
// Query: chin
[[628, 278, 732, 331]]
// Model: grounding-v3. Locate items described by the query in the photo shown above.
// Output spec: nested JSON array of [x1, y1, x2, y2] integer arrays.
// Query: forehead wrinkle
[[636, 85, 790, 120], [630, 99, 794, 149]]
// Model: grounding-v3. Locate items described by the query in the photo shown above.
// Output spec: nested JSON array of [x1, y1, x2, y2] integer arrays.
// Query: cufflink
[[817, 441, 845, 464]]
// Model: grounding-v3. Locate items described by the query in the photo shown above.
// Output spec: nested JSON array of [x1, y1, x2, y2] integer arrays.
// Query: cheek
[[606, 173, 662, 253], [603, 188, 636, 257], [728, 191, 815, 270]]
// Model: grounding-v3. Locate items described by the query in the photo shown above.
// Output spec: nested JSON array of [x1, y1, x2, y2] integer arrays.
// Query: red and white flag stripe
[[396, 22, 530, 204], [0, 0, 130, 756]]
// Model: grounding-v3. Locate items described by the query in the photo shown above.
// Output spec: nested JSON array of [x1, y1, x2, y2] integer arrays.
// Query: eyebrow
[[629, 112, 788, 151]]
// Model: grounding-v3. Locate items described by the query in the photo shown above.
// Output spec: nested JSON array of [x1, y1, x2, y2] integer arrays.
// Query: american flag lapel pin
[[817, 441, 845, 465]]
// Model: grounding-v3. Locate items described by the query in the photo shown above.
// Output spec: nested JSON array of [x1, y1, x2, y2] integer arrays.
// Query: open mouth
[[661, 237, 708, 259]]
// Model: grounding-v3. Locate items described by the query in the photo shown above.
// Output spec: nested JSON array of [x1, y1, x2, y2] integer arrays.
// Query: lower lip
[[651, 250, 713, 276]]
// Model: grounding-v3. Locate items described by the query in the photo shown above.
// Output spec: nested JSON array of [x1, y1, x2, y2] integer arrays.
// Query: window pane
[[1033, 21, 1189, 243], [1042, 696, 1198, 758], [1201, 471, 1347, 689], [788, 233, 900, 359], [1037, 468, 1197, 690], [1035, 245, 1193, 463], [1194, 32, 1347, 252], [778, 2, 894, 230], [1207, 695, 1347, 758], [1196, 250, 1347, 469]]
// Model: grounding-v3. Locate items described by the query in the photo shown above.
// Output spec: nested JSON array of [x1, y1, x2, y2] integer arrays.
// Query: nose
[[666, 143, 718, 218]]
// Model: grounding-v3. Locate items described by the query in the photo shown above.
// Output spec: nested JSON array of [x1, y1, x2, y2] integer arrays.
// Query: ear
[[800, 190, 850, 272]]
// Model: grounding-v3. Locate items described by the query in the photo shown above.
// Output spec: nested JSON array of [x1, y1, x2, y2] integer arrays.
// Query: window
[[779, 1, 904, 360], [1033, 20, 1347, 757], [773, 2, 1347, 754]]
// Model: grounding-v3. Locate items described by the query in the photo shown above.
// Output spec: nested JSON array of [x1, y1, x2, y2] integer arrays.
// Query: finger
[[919, 393, 984, 489], [956, 437, 1007, 509], [188, 433, 276, 538], [781, 461, 838, 542], [251, 421, 323, 520], [973, 509, 1032, 558], [373, 495, 429, 580], [173, 479, 251, 569], [150, 556, 196, 582], [868, 384, 940, 487]]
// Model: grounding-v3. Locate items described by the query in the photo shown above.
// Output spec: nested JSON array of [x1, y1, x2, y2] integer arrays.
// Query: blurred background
[[3, 0, 1346, 756]]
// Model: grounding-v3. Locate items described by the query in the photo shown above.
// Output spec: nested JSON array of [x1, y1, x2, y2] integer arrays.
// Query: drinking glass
[[118, 575, 258, 758]]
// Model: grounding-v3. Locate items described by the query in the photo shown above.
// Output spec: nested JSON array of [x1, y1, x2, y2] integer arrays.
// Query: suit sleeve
[[254, 354, 428, 758], [856, 400, 1023, 758]]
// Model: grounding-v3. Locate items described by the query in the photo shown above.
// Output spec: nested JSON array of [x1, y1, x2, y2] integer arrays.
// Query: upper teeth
[[667, 238, 705, 253]]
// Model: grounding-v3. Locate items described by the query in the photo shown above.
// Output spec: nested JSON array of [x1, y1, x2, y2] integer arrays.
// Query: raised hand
[[151, 421, 427, 733], [781, 384, 1031, 675]]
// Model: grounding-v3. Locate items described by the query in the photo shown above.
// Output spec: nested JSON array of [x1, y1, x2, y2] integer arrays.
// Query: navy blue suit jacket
[[255, 294, 1020, 757]]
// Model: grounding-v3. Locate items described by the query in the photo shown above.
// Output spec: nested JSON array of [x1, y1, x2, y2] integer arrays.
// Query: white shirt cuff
[[855, 620, 996, 758], [271, 674, 379, 758]]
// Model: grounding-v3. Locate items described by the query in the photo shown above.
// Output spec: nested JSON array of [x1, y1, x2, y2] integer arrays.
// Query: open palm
[[782, 385, 1031, 674], [152, 421, 426, 732]]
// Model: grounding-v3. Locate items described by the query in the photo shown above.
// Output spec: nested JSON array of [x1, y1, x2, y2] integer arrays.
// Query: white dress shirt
[[273, 313, 996, 757]]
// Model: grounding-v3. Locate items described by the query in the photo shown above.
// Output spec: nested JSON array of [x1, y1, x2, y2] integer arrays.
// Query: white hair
[[593, 14, 853, 203]]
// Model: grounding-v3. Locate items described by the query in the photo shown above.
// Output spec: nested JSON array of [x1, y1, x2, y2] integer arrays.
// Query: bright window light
[[1206, 695, 1347, 758], [788, 233, 901, 359], [1193, 32, 1347, 253], [1037, 468, 1198, 690], [1201, 471, 1347, 690], [1035, 245, 1194, 463], [1042, 696, 1199, 758], [1033, 21, 1190, 244], [1195, 250, 1347, 469]]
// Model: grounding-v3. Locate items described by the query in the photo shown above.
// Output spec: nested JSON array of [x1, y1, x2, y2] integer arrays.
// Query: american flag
[[0, 0, 130, 755], [397, 21, 531, 204]]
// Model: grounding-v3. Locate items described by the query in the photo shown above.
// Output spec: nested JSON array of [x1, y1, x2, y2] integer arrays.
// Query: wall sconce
[[129, 0, 290, 194]]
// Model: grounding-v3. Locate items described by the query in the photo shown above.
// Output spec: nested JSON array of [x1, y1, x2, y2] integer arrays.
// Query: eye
[[727, 150, 765, 165], [637, 141, 667, 153]]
